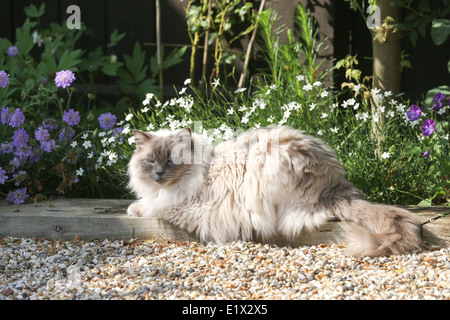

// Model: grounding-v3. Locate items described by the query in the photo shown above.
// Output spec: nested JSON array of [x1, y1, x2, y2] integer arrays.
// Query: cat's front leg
[[127, 201, 146, 217]]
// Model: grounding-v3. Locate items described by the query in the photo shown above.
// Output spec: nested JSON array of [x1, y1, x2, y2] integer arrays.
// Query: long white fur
[[127, 126, 423, 257]]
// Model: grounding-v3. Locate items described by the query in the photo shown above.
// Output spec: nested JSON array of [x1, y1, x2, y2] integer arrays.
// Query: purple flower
[[34, 126, 50, 142], [98, 112, 117, 130], [6, 188, 29, 205], [7, 46, 19, 57], [14, 145, 32, 159], [42, 118, 58, 131], [431, 93, 446, 111], [58, 127, 75, 143], [12, 128, 29, 148], [55, 70, 76, 89], [0, 167, 8, 184], [422, 150, 430, 160], [406, 105, 421, 121], [8, 108, 25, 127], [63, 109, 80, 126], [421, 119, 435, 136], [29, 147, 42, 162], [0, 71, 10, 88], [41, 139, 57, 153], [1, 142, 13, 154], [1, 106, 10, 124]]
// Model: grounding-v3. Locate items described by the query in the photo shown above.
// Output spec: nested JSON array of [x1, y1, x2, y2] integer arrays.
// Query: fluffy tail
[[334, 199, 423, 257]]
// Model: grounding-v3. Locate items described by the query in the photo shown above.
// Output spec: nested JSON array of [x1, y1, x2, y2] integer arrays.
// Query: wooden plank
[[0, 0, 13, 40], [0, 198, 448, 249]]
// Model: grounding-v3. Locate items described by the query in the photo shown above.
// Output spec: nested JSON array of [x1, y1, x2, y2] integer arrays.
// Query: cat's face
[[130, 128, 193, 186]]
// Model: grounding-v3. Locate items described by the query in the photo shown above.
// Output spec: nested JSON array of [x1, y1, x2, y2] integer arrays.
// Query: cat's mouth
[[151, 175, 167, 184]]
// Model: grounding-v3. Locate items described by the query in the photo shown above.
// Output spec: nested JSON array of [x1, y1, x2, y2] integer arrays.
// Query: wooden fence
[[0, 0, 448, 101]]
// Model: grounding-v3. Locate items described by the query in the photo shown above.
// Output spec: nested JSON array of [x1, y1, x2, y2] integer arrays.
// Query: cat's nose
[[155, 169, 164, 176]]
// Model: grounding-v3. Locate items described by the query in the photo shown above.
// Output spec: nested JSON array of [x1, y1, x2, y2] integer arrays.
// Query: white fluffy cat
[[127, 126, 423, 257]]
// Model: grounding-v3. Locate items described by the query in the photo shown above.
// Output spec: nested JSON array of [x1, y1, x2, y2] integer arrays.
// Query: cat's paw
[[127, 202, 145, 217]]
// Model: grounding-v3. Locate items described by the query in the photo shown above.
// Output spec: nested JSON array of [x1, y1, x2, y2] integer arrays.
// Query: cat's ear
[[173, 127, 191, 142], [133, 130, 152, 148]]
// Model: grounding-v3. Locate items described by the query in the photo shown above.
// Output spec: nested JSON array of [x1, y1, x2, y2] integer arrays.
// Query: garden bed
[[0, 197, 448, 248]]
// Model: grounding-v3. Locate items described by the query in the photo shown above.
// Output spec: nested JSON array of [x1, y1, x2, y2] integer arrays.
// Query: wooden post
[[371, 0, 401, 154], [156, 0, 163, 99]]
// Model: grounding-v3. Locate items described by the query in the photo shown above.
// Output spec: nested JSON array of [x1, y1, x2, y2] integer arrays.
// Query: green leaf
[[123, 42, 147, 82], [57, 49, 83, 71], [408, 31, 418, 47], [405, 146, 422, 154], [425, 85, 450, 106], [431, 19, 450, 46], [15, 19, 35, 57], [417, 198, 433, 206], [108, 29, 126, 48], [102, 61, 123, 76]]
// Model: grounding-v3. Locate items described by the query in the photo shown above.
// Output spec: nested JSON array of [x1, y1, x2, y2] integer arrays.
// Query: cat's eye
[[145, 159, 154, 164]]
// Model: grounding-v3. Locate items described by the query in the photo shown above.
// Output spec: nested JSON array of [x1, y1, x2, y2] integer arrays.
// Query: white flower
[[87, 152, 94, 159], [122, 126, 131, 135], [384, 91, 392, 97], [212, 78, 220, 87], [296, 75, 305, 81], [254, 123, 261, 129], [371, 88, 381, 95], [355, 112, 369, 121], [146, 124, 155, 131], [227, 108, 234, 115], [353, 84, 361, 92], [83, 140, 92, 149], [223, 128, 234, 140], [317, 130, 324, 136], [395, 103, 407, 113], [142, 106, 150, 113], [270, 84, 277, 90], [372, 113, 380, 123], [321, 112, 328, 118], [313, 81, 322, 87], [381, 152, 390, 160], [347, 98, 356, 106], [178, 87, 187, 95], [125, 113, 133, 121], [387, 110, 395, 118], [330, 127, 339, 133], [70, 141, 78, 148], [353, 103, 360, 110], [374, 93, 384, 103], [321, 91, 328, 98], [32, 31, 43, 47], [234, 87, 247, 93], [238, 105, 247, 112], [267, 116, 274, 123], [303, 83, 313, 91], [309, 103, 316, 111], [241, 115, 249, 124], [128, 136, 136, 145], [142, 93, 154, 106], [76, 168, 84, 176], [184, 78, 191, 85]]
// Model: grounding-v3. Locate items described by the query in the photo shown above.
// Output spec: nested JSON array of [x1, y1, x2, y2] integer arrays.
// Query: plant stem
[[238, 0, 266, 88], [156, 0, 163, 99]]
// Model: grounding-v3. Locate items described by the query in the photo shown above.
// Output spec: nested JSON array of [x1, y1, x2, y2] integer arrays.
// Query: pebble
[[0, 237, 449, 300]]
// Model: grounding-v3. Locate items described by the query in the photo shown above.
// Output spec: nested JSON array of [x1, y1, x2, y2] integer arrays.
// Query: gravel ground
[[0, 237, 449, 300]]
